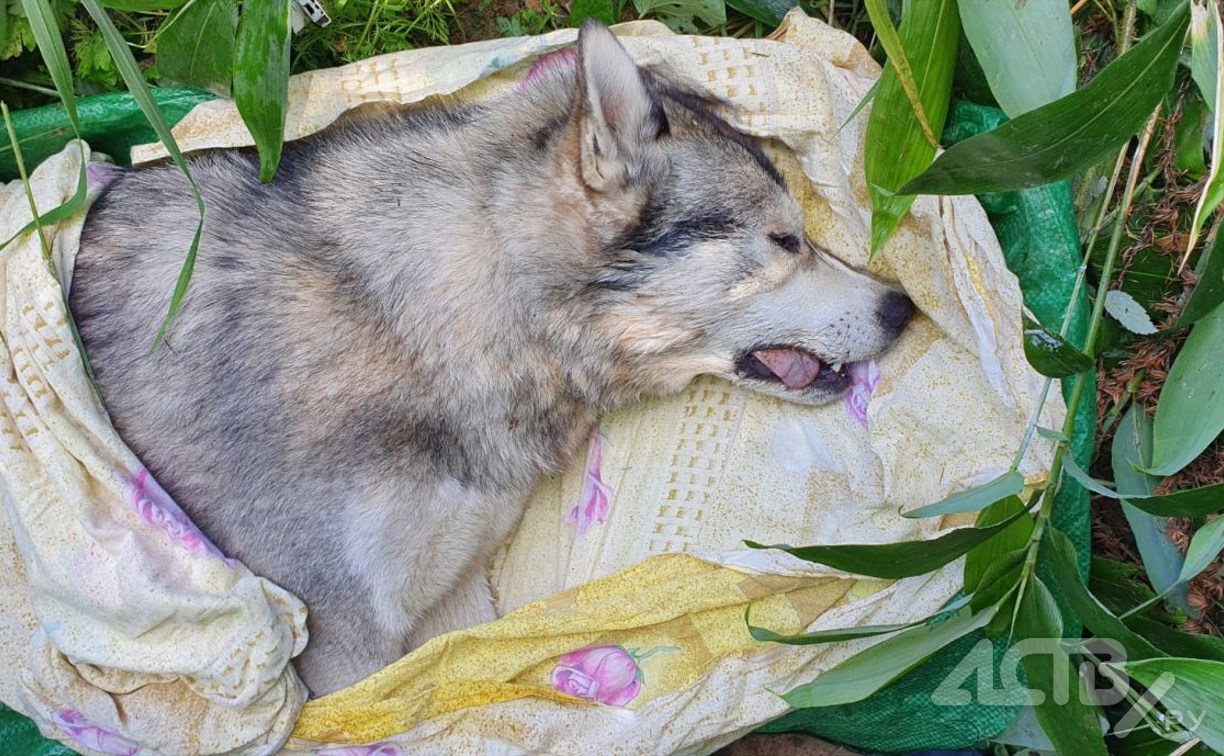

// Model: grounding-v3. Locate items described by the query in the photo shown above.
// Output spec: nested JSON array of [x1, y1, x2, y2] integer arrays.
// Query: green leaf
[[1113, 406, 1188, 607], [1109, 658, 1224, 752], [746, 594, 972, 646], [901, 2, 1189, 195], [1127, 613, 1224, 661], [1173, 93, 1210, 175], [1182, 0, 1224, 268], [968, 549, 1025, 613], [1177, 514, 1224, 586], [233, 0, 291, 183], [632, 0, 725, 33], [79, 0, 206, 348], [781, 605, 994, 708], [1177, 222, 1224, 327], [864, 0, 939, 146], [1013, 574, 1109, 756], [964, 496, 1032, 591], [569, 0, 618, 25], [1150, 303, 1224, 475], [957, 0, 1075, 117], [723, 0, 796, 27], [863, 0, 959, 254], [1062, 452, 1121, 499], [102, 0, 187, 8], [1105, 289, 1160, 335], [903, 471, 1025, 518], [1023, 315, 1096, 377], [745, 501, 1034, 579], [157, 0, 239, 97], [1122, 483, 1224, 518], [1042, 528, 1166, 661]]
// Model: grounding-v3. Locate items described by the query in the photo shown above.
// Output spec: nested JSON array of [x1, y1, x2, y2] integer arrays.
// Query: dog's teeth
[[831, 362, 843, 372]]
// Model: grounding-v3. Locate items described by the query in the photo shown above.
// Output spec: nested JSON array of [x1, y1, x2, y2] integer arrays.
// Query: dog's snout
[[878, 291, 915, 333]]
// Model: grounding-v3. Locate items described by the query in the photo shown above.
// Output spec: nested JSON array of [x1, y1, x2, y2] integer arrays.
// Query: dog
[[69, 21, 914, 696]]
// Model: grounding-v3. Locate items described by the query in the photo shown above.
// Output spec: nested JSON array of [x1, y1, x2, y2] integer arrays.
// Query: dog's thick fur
[[70, 22, 912, 695]]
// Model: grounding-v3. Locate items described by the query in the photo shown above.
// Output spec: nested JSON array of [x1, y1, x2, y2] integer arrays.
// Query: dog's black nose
[[878, 291, 915, 333]]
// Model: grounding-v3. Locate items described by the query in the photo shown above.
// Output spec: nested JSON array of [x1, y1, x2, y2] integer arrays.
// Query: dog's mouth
[[734, 346, 853, 394]]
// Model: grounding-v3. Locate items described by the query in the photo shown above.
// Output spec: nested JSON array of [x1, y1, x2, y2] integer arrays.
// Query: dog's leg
[[404, 557, 498, 650], [294, 598, 406, 696]]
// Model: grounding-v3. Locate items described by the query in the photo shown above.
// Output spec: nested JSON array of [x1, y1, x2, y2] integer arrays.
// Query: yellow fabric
[[0, 11, 1063, 755]]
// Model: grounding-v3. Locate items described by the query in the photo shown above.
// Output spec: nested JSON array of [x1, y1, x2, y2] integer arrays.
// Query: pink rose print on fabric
[[565, 425, 612, 536], [125, 467, 228, 561], [550, 644, 676, 707], [845, 360, 881, 426], [52, 709, 139, 756], [315, 745, 402, 756]]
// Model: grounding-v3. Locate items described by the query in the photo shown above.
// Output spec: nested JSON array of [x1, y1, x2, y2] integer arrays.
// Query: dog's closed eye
[[769, 233, 801, 255]]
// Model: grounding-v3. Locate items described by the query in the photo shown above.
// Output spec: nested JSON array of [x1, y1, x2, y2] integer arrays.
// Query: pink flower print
[[565, 425, 612, 536], [517, 47, 577, 91], [52, 709, 139, 756], [550, 644, 676, 707], [846, 360, 881, 426], [315, 745, 402, 756], [126, 467, 226, 560]]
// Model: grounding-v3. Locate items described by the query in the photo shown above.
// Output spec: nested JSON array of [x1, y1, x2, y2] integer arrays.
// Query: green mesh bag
[[0, 96, 1093, 755]]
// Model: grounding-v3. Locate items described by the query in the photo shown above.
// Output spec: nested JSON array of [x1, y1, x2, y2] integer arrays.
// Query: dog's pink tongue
[[754, 348, 822, 389]]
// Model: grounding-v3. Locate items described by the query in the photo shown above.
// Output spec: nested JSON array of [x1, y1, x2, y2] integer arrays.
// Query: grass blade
[[748, 595, 974, 646], [863, 0, 960, 255], [901, 2, 1189, 195], [902, 471, 1024, 518], [80, 0, 206, 348], [233, 0, 291, 183], [745, 501, 1034, 579], [1177, 222, 1224, 326], [1150, 302, 1224, 475], [957, 0, 1076, 117]]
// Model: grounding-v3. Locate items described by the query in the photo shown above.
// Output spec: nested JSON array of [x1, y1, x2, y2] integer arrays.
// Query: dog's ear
[[575, 20, 663, 192]]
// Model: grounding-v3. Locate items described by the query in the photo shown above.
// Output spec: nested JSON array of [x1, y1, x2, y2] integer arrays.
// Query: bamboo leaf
[[80, 0, 206, 348], [723, 0, 796, 27], [1177, 224, 1224, 327], [903, 470, 1025, 518], [1042, 528, 1167, 661], [901, 3, 1189, 195], [745, 502, 1034, 579], [864, 0, 938, 146], [233, 0, 291, 183], [157, 0, 239, 97], [1113, 406, 1189, 609], [1121, 483, 1224, 518], [746, 595, 972, 646], [1108, 658, 1224, 753], [781, 605, 994, 708], [863, 0, 960, 254], [1150, 303, 1224, 475], [1177, 514, 1224, 586], [1023, 315, 1095, 377], [1013, 574, 1109, 756], [1062, 452, 1122, 499], [964, 496, 1032, 592], [957, 0, 1076, 117]]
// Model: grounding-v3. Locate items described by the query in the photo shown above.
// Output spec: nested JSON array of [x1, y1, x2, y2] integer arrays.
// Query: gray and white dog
[[71, 21, 914, 695]]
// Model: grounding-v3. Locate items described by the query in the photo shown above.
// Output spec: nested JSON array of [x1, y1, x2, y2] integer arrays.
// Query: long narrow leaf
[[957, 0, 1076, 117], [903, 471, 1024, 518], [1109, 658, 1224, 753], [964, 496, 1031, 591], [1178, 224, 1224, 326], [80, 0, 206, 349], [863, 0, 937, 146], [901, 3, 1190, 195], [1150, 302, 1224, 475], [782, 606, 994, 708], [863, 0, 960, 254], [1113, 406, 1190, 610], [1013, 574, 1109, 756], [745, 502, 1034, 579], [1183, 0, 1224, 269], [746, 594, 972, 646], [233, 0, 291, 183]]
